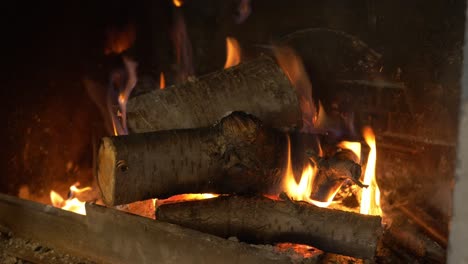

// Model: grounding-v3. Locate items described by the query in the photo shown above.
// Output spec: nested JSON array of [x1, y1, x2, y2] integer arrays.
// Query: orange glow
[[338, 141, 361, 162], [173, 0, 183, 7], [49, 184, 92, 215], [360, 127, 382, 215], [273, 46, 316, 132], [282, 136, 337, 207], [104, 24, 136, 55], [159, 72, 166, 89], [224, 37, 241, 69], [158, 193, 219, 206], [275, 243, 321, 258]]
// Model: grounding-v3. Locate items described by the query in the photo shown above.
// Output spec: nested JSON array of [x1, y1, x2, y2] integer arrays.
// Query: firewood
[[126, 55, 303, 133], [0, 193, 298, 264], [382, 225, 446, 263], [97, 112, 362, 206], [156, 195, 383, 259]]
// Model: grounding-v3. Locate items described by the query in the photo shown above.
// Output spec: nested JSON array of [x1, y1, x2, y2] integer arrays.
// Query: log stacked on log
[[126, 55, 303, 133], [97, 112, 362, 206], [96, 56, 384, 261]]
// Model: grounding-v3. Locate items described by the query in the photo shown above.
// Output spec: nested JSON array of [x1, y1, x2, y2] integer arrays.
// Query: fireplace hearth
[[1, 0, 466, 263]]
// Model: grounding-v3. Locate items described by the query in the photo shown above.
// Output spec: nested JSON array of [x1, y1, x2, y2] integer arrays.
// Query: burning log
[[126, 55, 303, 133], [156, 195, 383, 259], [97, 112, 362, 206]]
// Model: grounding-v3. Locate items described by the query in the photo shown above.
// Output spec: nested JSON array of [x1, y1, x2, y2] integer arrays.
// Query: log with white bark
[[156, 195, 383, 259], [126, 55, 303, 133], [97, 112, 362, 206]]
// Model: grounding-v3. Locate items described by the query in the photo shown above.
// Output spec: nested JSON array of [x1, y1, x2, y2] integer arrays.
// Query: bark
[[156, 195, 383, 259], [0, 193, 297, 264], [126, 55, 302, 133], [98, 112, 286, 206], [97, 112, 362, 206]]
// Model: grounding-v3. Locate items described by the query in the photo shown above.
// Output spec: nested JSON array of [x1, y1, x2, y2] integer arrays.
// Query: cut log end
[[97, 137, 117, 206]]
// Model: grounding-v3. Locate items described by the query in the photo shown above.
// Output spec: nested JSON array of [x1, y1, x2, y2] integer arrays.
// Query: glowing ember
[[173, 0, 183, 7], [160, 72, 166, 89], [283, 136, 336, 207], [338, 141, 361, 162], [360, 127, 382, 215], [157, 193, 219, 206], [275, 243, 321, 258], [49, 184, 92, 215], [224, 37, 241, 69]]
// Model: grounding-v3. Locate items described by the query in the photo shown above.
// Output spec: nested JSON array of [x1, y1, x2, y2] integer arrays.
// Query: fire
[[224, 37, 241, 69], [360, 127, 382, 215], [109, 56, 138, 136], [284, 127, 381, 215], [160, 72, 166, 89], [49, 184, 92, 215], [338, 141, 361, 162], [104, 24, 136, 55], [283, 136, 336, 207], [173, 0, 183, 7], [273, 46, 316, 132]]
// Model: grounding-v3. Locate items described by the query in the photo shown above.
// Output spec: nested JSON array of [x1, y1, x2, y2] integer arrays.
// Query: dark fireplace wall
[[2, 0, 465, 223]]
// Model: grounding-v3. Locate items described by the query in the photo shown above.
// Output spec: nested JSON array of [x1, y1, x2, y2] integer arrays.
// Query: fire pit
[[1, 0, 465, 263]]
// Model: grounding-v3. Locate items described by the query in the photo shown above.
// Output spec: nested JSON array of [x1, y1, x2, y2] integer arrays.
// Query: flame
[[173, 0, 183, 7], [49, 184, 92, 215], [273, 46, 316, 132], [171, 6, 193, 82], [159, 72, 166, 89], [360, 127, 382, 215], [282, 136, 337, 207], [234, 0, 252, 24], [224, 37, 241, 69], [338, 141, 361, 162], [108, 56, 138, 136], [104, 24, 136, 55]]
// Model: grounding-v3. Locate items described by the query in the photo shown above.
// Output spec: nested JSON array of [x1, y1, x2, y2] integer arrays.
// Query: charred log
[[97, 112, 362, 206], [126, 55, 303, 133], [156, 195, 383, 259]]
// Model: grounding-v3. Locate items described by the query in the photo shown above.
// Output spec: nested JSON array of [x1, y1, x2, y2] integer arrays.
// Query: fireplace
[[1, 0, 466, 263]]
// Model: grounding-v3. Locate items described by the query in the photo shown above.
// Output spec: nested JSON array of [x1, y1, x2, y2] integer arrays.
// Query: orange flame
[[338, 141, 361, 162], [360, 127, 382, 215], [104, 24, 136, 55], [49, 184, 92, 215], [173, 0, 183, 7], [159, 72, 166, 89], [109, 56, 138, 136], [224, 37, 241, 69], [283, 136, 337, 207], [273, 46, 316, 132]]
